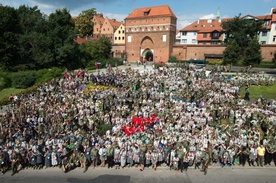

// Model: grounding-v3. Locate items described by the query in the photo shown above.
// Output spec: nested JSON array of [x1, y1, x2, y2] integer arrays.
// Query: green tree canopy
[[221, 15, 264, 49], [74, 8, 96, 38], [243, 38, 262, 66], [81, 35, 112, 61], [222, 40, 241, 65], [47, 8, 83, 70], [0, 5, 20, 70]]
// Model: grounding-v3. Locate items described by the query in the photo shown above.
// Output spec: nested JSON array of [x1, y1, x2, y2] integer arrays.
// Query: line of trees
[[0, 5, 113, 72]]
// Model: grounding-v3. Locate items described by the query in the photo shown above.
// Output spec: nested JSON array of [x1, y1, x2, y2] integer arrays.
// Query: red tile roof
[[125, 5, 176, 19], [94, 14, 105, 25], [181, 19, 222, 32], [74, 37, 86, 44], [108, 19, 122, 28]]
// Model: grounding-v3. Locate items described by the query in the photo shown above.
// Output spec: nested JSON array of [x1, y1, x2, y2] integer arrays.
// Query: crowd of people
[[0, 63, 276, 176]]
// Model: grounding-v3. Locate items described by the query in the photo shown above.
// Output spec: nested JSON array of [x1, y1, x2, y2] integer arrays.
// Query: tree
[[0, 5, 20, 70], [222, 40, 241, 65], [221, 15, 264, 49], [81, 35, 112, 61], [17, 5, 52, 70], [243, 38, 262, 66], [47, 8, 83, 70], [74, 8, 96, 38], [221, 15, 264, 66], [272, 51, 276, 64]]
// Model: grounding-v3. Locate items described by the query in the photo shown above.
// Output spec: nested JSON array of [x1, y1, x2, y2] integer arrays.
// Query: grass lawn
[[239, 83, 276, 100], [0, 88, 25, 101]]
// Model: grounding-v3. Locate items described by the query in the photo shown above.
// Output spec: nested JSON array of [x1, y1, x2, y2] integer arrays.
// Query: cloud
[[199, 13, 216, 20], [176, 13, 217, 29], [177, 20, 191, 30], [30, 0, 118, 10], [103, 13, 128, 22]]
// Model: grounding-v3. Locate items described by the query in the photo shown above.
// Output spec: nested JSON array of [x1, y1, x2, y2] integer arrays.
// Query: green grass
[[239, 83, 276, 99], [0, 88, 25, 101]]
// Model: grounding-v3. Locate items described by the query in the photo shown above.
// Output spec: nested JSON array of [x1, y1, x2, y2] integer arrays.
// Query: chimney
[[197, 20, 200, 24], [112, 19, 116, 22]]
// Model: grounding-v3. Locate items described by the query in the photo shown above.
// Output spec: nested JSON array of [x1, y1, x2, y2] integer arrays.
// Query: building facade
[[125, 5, 177, 62], [178, 8, 276, 45], [91, 14, 122, 43]]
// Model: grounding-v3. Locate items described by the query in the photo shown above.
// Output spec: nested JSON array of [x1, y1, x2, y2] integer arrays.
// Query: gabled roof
[[94, 14, 105, 25], [108, 19, 122, 28], [125, 5, 176, 19], [180, 19, 222, 32]]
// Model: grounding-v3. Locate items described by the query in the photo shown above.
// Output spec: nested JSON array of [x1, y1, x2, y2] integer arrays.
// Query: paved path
[[1, 165, 276, 183]]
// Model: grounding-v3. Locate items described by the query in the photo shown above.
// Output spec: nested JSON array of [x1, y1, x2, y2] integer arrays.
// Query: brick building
[[92, 14, 122, 44], [125, 5, 177, 62]]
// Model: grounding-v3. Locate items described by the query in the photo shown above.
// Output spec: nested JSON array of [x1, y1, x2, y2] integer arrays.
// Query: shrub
[[35, 67, 63, 84], [168, 56, 178, 63], [11, 71, 36, 89], [0, 71, 12, 90]]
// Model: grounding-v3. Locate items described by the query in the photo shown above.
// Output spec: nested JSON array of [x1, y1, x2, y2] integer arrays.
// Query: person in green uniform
[[201, 149, 211, 175], [10, 150, 19, 176]]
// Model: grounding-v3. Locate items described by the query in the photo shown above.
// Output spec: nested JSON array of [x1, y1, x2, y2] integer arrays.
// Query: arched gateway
[[140, 36, 154, 61], [125, 5, 177, 63]]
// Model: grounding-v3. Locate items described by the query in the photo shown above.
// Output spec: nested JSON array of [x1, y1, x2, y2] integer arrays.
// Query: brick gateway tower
[[125, 5, 177, 62]]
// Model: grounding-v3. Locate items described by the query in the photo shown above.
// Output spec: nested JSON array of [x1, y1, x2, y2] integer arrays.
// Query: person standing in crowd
[[201, 149, 211, 175], [257, 144, 266, 167], [106, 145, 114, 169], [99, 145, 106, 167], [151, 149, 158, 171], [139, 151, 146, 171], [91, 146, 99, 169], [120, 147, 127, 169], [127, 147, 134, 167], [183, 153, 189, 172]]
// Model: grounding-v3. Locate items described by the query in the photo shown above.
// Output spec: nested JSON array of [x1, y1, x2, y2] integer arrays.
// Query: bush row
[[0, 67, 63, 90]]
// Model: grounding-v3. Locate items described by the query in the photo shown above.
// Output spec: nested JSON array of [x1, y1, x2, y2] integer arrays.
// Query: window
[[211, 42, 218, 45], [118, 37, 121, 40], [128, 36, 131, 42], [103, 28, 105, 31], [194, 32, 197, 36], [162, 35, 167, 42], [192, 39, 196, 43], [181, 39, 187, 44], [182, 32, 187, 36], [119, 31, 121, 34], [201, 24, 205, 27], [273, 36, 276, 42], [203, 33, 208, 38], [262, 31, 267, 36], [115, 37, 117, 40], [144, 11, 149, 16], [212, 32, 219, 39], [202, 42, 206, 45], [260, 41, 266, 44], [122, 30, 125, 33], [122, 37, 124, 40], [263, 21, 269, 26]]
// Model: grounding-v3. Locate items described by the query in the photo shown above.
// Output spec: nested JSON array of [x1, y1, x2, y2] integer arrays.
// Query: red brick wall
[[172, 44, 276, 61], [261, 45, 276, 61]]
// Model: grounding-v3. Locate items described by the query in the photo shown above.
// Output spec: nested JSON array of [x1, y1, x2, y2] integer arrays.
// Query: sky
[[0, 0, 275, 29]]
